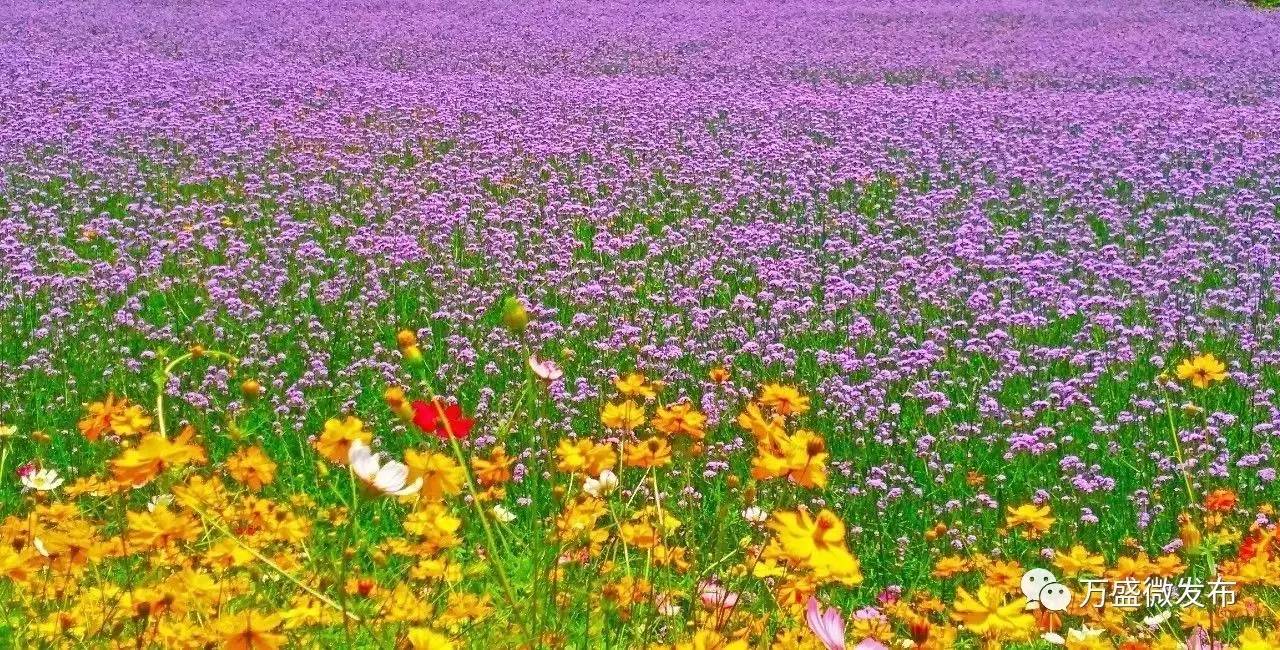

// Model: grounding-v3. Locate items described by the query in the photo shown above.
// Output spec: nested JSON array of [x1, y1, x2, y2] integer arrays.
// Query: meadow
[[3, 0, 1280, 648]]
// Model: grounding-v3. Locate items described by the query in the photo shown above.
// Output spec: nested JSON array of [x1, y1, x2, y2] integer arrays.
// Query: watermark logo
[[1019, 568, 1238, 610]]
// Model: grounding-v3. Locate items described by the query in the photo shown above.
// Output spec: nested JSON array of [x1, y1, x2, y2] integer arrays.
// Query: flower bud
[[396, 329, 417, 349], [501, 297, 530, 333], [241, 379, 262, 399], [384, 387, 415, 421], [1178, 514, 1202, 551], [189, 345, 206, 358]]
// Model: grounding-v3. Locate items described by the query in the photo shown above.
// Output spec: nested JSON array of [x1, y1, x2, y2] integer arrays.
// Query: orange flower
[[652, 402, 707, 439], [216, 610, 286, 650], [624, 437, 672, 468], [225, 445, 277, 492], [472, 446, 514, 486], [78, 394, 127, 440], [757, 384, 810, 416], [110, 428, 207, 487], [1205, 488, 1238, 512]]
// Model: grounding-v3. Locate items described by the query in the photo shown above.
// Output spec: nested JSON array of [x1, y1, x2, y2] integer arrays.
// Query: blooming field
[[4, 0, 1280, 647]]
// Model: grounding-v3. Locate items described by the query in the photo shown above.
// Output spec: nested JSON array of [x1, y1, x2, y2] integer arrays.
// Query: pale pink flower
[[805, 597, 846, 650], [528, 354, 564, 381], [698, 581, 739, 609]]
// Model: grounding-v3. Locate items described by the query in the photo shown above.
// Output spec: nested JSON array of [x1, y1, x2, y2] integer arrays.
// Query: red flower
[[411, 399, 474, 439]]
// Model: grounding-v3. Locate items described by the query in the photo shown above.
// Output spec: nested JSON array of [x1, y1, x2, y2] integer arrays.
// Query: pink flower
[[698, 581, 739, 609], [528, 354, 564, 381], [805, 597, 846, 650], [15, 461, 36, 480]]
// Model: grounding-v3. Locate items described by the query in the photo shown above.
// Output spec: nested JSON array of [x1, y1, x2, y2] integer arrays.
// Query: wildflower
[[411, 399, 474, 439], [407, 628, 455, 650], [583, 469, 619, 497], [314, 416, 372, 464], [652, 402, 707, 439], [491, 504, 516, 523], [111, 428, 207, 486], [601, 400, 646, 430], [805, 597, 846, 650], [471, 446, 514, 486], [624, 436, 672, 468], [127, 507, 200, 549], [397, 329, 424, 364], [1053, 545, 1105, 577], [240, 379, 262, 399], [528, 354, 563, 381], [708, 366, 731, 383], [349, 440, 422, 496], [742, 506, 768, 523], [769, 509, 863, 585], [1006, 504, 1055, 538], [21, 468, 63, 492], [555, 438, 617, 476], [78, 394, 127, 440], [614, 372, 657, 399], [1204, 488, 1237, 512], [0, 423, 16, 438], [698, 581, 739, 609], [215, 610, 285, 650], [758, 384, 810, 415], [950, 585, 1036, 639], [1176, 353, 1227, 388], [384, 387, 416, 421], [405, 449, 464, 501], [932, 555, 971, 579], [110, 405, 153, 436], [225, 445, 277, 491]]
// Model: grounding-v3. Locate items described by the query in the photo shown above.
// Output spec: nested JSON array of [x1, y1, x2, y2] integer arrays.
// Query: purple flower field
[[3, 0, 1280, 647]]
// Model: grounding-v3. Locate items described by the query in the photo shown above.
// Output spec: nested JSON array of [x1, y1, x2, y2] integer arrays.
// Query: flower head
[[349, 440, 422, 496], [1176, 353, 1227, 389], [412, 400, 474, 439], [528, 354, 563, 381], [21, 468, 63, 492], [805, 597, 846, 650]]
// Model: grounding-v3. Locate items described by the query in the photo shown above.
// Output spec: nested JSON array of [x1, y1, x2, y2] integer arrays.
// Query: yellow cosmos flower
[[406, 628, 455, 650], [601, 400, 646, 430], [614, 372, 656, 399], [768, 508, 863, 585], [215, 610, 286, 650], [225, 445, 277, 492], [757, 384, 810, 416], [314, 416, 371, 464], [1053, 545, 1105, 577], [1005, 503, 1055, 538], [1176, 353, 1227, 388], [950, 585, 1035, 639], [652, 402, 707, 439], [624, 436, 672, 468], [404, 449, 465, 502]]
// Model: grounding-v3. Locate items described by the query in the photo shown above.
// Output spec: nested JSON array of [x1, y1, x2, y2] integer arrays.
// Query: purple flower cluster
[[1, 0, 1280, 541]]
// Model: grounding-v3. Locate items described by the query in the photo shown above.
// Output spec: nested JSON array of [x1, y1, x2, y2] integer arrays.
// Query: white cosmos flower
[[348, 440, 422, 496], [492, 504, 516, 523], [528, 354, 564, 381], [742, 506, 769, 523], [583, 470, 618, 498], [21, 468, 63, 492]]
